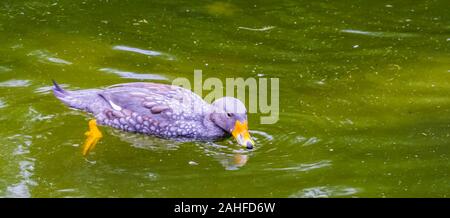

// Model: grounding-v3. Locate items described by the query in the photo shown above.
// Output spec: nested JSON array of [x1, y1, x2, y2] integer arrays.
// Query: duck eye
[[226, 113, 232, 117]]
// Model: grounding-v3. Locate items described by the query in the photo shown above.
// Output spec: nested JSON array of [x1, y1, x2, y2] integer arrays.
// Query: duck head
[[210, 97, 255, 149]]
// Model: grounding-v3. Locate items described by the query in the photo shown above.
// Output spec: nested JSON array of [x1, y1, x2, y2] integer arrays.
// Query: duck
[[52, 80, 255, 155]]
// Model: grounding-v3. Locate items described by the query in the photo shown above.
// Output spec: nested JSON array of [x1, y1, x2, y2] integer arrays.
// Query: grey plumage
[[52, 81, 249, 142]]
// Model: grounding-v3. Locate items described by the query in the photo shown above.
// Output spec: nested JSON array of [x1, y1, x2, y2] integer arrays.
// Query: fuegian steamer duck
[[52, 81, 255, 155]]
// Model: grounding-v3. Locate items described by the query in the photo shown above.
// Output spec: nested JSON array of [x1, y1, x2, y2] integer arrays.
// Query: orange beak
[[231, 120, 255, 149]]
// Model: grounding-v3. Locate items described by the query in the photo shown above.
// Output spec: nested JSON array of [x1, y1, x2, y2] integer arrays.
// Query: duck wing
[[98, 82, 209, 121]]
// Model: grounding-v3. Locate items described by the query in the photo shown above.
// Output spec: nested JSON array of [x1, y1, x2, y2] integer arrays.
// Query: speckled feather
[[53, 82, 228, 141]]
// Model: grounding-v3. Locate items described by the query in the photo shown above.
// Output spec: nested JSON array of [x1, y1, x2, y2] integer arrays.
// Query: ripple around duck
[[289, 186, 360, 198], [110, 129, 182, 151], [99, 68, 168, 81], [197, 143, 250, 171], [97, 127, 268, 170], [196, 129, 274, 154], [187, 129, 274, 170], [193, 140, 254, 171], [34, 83, 70, 95], [112, 45, 176, 60], [250, 130, 274, 142], [0, 79, 31, 87], [265, 160, 332, 172]]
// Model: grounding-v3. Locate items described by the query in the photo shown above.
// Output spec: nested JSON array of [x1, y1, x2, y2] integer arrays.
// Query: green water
[[1, 0, 449, 198]]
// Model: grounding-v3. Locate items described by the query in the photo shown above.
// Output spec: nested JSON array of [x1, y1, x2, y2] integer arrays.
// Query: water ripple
[[193, 130, 269, 169], [238, 26, 276, 32], [265, 160, 332, 172], [0, 99, 7, 109], [194, 141, 252, 171], [5, 134, 36, 198], [113, 45, 175, 60], [0, 66, 12, 72], [27, 107, 54, 122], [289, 186, 359, 198], [341, 29, 418, 38], [295, 136, 321, 146], [220, 154, 248, 171], [35, 83, 70, 95], [57, 188, 78, 193], [99, 68, 168, 81], [250, 130, 273, 141], [6, 160, 36, 198], [34, 85, 54, 95], [27, 50, 72, 65], [111, 129, 181, 151], [0, 79, 31, 87]]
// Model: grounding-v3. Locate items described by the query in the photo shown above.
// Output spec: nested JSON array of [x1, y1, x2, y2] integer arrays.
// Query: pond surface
[[0, 0, 449, 197]]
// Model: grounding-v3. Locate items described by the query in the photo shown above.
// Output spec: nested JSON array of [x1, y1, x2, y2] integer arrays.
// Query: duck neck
[[202, 113, 228, 139]]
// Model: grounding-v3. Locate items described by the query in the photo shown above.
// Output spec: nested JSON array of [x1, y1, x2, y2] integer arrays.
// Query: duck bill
[[231, 120, 255, 149]]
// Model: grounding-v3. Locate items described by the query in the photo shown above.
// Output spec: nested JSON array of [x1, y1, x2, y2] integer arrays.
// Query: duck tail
[[52, 79, 70, 101], [52, 79, 66, 94], [51, 80, 103, 114], [51, 79, 76, 108]]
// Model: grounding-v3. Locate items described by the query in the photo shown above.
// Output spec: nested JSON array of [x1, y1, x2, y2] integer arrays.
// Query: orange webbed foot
[[82, 119, 103, 156]]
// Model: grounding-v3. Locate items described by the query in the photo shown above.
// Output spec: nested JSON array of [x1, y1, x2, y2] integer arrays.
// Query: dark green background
[[0, 0, 449, 197]]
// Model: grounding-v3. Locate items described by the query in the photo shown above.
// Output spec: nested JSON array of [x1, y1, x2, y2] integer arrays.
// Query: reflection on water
[[195, 141, 250, 170], [99, 68, 168, 81], [238, 26, 276, 32], [0, 79, 31, 87], [56, 188, 79, 196], [192, 130, 273, 170], [216, 153, 249, 171], [223, 154, 248, 170], [111, 130, 182, 151], [290, 186, 359, 198], [11, 134, 32, 155], [56, 188, 77, 193], [6, 159, 37, 198], [0, 99, 6, 109], [112, 129, 251, 170], [5, 116, 37, 198], [113, 45, 161, 56], [113, 45, 175, 60], [341, 29, 419, 38]]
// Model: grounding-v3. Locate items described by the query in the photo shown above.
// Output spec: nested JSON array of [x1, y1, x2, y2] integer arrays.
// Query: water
[[0, 0, 449, 197]]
